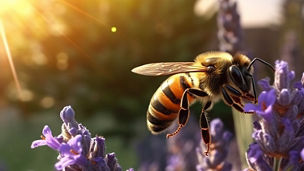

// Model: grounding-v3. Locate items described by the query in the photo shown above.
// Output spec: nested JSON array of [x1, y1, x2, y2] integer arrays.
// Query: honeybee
[[132, 51, 273, 155]]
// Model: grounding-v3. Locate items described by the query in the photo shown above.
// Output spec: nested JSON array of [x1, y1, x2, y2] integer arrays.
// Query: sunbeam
[[27, 1, 94, 62], [58, 0, 107, 27], [0, 20, 22, 97]]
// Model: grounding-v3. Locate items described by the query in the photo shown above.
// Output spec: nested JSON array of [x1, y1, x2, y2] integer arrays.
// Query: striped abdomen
[[147, 73, 196, 134]]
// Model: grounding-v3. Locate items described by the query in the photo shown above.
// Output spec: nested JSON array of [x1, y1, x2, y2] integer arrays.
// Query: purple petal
[[59, 135, 83, 157], [294, 81, 302, 89], [32, 125, 61, 150], [42, 125, 53, 138], [258, 78, 272, 91], [264, 89, 276, 106], [31, 140, 47, 149], [256, 106, 273, 121], [67, 135, 83, 154], [278, 89, 290, 106], [244, 103, 259, 112], [55, 156, 76, 170], [244, 89, 276, 113], [288, 70, 295, 81], [59, 144, 72, 155]]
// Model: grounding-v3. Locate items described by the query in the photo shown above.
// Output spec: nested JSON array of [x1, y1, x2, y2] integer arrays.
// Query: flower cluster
[[196, 118, 232, 171], [31, 106, 131, 171], [165, 117, 200, 171], [217, 0, 242, 55], [244, 61, 304, 170]]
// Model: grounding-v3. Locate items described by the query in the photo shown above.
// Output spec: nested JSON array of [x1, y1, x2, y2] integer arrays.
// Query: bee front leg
[[245, 73, 257, 104], [166, 88, 208, 138], [222, 87, 254, 114]]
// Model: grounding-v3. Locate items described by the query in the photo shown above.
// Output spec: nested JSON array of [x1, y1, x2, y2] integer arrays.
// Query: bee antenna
[[247, 58, 274, 72]]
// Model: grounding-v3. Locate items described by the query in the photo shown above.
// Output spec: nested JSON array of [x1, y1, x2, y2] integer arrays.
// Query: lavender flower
[[245, 143, 272, 171], [244, 61, 304, 170], [31, 106, 130, 171], [165, 116, 200, 171], [196, 118, 232, 171], [217, 0, 242, 55]]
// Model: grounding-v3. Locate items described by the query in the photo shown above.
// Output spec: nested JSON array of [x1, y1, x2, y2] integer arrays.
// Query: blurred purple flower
[[31, 105, 129, 171], [217, 0, 242, 55], [165, 116, 200, 171], [196, 118, 232, 171], [244, 61, 304, 170]]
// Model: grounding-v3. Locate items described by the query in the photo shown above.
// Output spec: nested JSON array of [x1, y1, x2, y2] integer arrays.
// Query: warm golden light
[[111, 26, 117, 33], [0, 0, 30, 15]]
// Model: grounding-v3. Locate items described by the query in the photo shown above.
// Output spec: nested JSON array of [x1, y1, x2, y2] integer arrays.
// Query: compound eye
[[229, 65, 247, 91], [207, 65, 215, 72]]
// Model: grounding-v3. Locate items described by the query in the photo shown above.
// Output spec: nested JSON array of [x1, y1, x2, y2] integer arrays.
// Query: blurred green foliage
[[0, 0, 217, 170]]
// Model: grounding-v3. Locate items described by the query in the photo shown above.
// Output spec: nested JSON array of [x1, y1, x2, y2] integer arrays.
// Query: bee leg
[[225, 84, 256, 104], [166, 88, 208, 138], [222, 87, 254, 114], [245, 73, 258, 104], [225, 85, 244, 106], [200, 101, 212, 156], [225, 85, 242, 98]]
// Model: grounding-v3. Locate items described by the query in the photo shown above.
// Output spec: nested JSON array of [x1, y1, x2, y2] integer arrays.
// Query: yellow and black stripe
[[147, 74, 195, 134]]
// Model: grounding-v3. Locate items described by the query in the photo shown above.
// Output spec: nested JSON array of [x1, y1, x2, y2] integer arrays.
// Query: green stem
[[273, 157, 282, 171], [232, 108, 253, 169]]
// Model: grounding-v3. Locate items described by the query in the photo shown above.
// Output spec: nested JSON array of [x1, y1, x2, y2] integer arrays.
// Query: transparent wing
[[131, 62, 208, 76]]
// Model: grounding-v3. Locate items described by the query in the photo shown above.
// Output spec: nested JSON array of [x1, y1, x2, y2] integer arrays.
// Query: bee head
[[229, 54, 252, 93], [195, 51, 233, 75]]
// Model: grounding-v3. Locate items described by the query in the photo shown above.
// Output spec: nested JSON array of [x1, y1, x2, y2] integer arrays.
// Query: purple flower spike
[[196, 118, 232, 171], [245, 61, 304, 169], [217, 0, 242, 55], [31, 125, 61, 150], [31, 106, 131, 171], [246, 143, 272, 171]]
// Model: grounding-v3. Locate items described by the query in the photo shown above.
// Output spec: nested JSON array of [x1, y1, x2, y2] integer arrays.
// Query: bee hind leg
[[200, 101, 212, 156], [166, 88, 208, 138]]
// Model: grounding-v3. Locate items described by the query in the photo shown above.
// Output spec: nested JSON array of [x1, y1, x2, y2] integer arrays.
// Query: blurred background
[[0, 0, 303, 170]]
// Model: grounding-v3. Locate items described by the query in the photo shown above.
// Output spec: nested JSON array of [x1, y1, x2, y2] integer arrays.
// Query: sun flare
[[0, 0, 30, 15]]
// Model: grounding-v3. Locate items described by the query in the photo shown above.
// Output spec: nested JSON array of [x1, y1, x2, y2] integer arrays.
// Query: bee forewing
[[132, 62, 207, 76]]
